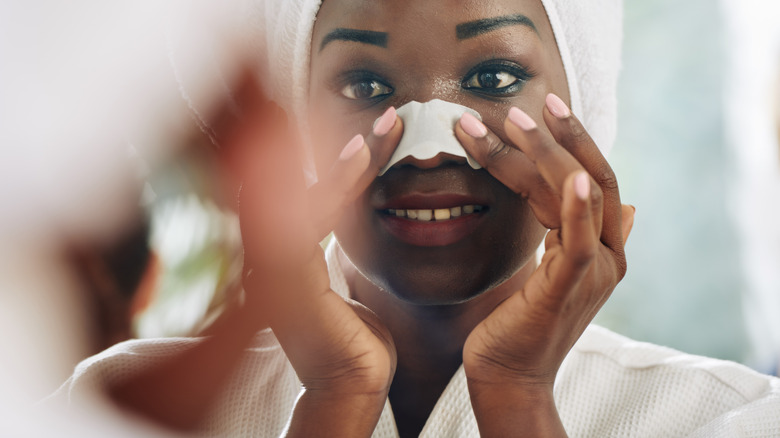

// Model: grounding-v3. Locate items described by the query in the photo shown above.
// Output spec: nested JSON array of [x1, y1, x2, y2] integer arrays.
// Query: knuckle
[[592, 164, 619, 192], [485, 137, 511, 163]]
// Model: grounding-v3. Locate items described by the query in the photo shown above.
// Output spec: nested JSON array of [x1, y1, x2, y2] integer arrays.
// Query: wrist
[[467, 377, 555, 408], [463, 357, 557, 392], [467, 380, 566, 438], [285, 388, 387, 438]]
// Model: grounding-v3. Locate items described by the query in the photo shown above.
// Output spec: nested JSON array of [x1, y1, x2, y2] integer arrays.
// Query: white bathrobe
[[54, 241, 780, 437]]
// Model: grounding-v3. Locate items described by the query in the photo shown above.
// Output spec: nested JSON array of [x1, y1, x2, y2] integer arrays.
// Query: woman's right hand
[[223, 75, 403, 436]]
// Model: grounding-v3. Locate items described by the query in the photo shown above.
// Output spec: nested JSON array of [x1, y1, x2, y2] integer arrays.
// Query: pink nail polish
[[574, 171, 590, 200], [546, 93, 571, 118], [460, 112, 487, 138], [373, 107, 397, 136], [339, 134, 364, 161], [508, 107, 537, 131]]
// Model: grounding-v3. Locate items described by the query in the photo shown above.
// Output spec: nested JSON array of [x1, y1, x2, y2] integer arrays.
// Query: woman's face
[[309, 0, 568, 304]]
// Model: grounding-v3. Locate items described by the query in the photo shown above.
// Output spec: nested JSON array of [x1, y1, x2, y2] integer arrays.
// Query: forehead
[[314, 0, 555, 48]]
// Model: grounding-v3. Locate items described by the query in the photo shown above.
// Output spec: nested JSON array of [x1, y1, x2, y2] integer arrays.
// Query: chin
[[337, 230, 540, 306], [375, 261, 523, 306]]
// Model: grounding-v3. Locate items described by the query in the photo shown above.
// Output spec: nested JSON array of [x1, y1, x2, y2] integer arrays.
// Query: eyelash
[[337, 70, 394, 102], [461, 60, 535, 96], [335, 60, 535, 102]]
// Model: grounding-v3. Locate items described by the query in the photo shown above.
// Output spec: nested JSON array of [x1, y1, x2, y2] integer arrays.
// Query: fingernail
[[372, 106, 397, 136], [508, 107, 537, 131], [460, 112, 487, 138], [574, 171, 590, 201], [339, 134, 365, 161], [546, 93, 571, 118]]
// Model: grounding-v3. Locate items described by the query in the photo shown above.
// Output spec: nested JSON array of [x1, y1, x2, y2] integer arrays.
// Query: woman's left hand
[[455, 94, 634, 437]]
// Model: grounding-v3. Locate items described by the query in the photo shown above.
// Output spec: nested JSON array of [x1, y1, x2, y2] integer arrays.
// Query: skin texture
[[309, 0, 566, 305], [105, 1, 634, 436], [308, 0, 589, 435]]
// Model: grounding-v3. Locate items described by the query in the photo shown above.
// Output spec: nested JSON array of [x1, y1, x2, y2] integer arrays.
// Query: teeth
[[386, 205, 483, 222], [434, 208, 450, 221], [417, 209, 433, 221]]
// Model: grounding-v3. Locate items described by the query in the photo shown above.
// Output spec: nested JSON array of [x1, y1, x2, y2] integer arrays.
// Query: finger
[[352, 106, 404, 198], [548, 171, 598, 300], [542, 93, 623, 253], [307, 107, 403, 238], [238, 138, 314, 269], [502, 107, 604, 235], [230, 97, 315, 269], [320, 106, 403, 205], [308, 134, 371, 238], [456, 112, 540, 195], [455, 113, 562, 228], [621, 204, 635, 245], [198, 70, 282, 208], [503, 107, 583, 195]]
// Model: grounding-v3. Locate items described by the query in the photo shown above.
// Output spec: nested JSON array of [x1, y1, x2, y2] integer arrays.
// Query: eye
[[461, 61, 534, 96], [340, 79, 393, 100], [463, 70, 519, 90]]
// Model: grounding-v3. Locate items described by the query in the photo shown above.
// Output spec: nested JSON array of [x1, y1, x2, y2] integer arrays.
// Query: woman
[[57, 0, 780, 436]]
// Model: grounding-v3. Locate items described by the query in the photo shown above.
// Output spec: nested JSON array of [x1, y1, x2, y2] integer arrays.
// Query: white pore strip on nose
[[378, 99, 483, 175]]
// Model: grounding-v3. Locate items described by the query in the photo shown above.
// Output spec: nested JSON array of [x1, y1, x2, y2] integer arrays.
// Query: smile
[[384, 205, 486, 222], [378, 204, 487, 247]]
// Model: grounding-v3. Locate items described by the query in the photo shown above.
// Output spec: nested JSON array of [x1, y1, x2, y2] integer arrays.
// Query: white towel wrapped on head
[[240, 0, 622, 167]]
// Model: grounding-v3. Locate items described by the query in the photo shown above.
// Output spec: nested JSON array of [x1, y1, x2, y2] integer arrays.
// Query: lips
[[370, 166, 493, 247]]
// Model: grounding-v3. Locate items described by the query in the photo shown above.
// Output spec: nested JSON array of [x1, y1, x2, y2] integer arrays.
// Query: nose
[[413, 87, 461, 107], [377, 100, 482, 175], [391, 152, 469, 170]]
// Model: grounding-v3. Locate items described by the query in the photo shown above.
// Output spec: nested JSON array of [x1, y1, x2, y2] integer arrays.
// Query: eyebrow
[[319, 28, 389, 52], [456, 14, 539, 40]]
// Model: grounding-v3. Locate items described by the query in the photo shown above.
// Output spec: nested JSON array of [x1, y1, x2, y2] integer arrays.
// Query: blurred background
[[595, 0, 780, 374]]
